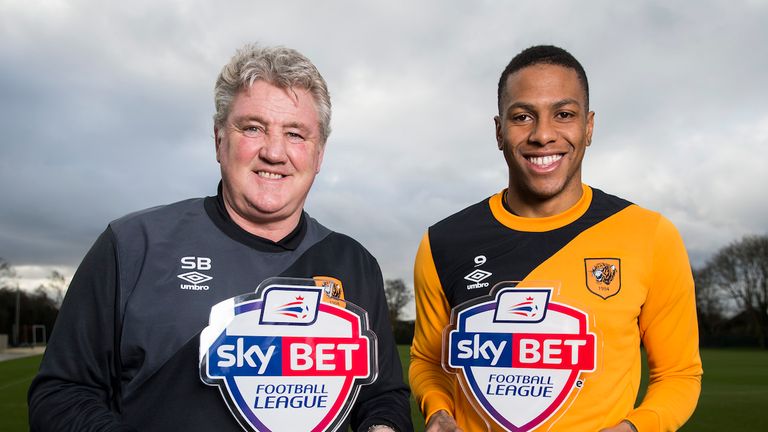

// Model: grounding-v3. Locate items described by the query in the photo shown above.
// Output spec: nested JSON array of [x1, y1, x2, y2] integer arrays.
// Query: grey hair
[[214, 44, 332, 144]]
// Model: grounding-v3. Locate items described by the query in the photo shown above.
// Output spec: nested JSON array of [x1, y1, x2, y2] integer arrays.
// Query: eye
[[555, 111, 575, 120], [286, 132, 305, 143], [511, 113, 532, 123], [241, 126, 264, 138]]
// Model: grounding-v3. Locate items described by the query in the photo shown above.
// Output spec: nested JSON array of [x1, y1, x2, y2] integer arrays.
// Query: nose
[[259, 132, 288, 163], [529, 117, 558, 146]]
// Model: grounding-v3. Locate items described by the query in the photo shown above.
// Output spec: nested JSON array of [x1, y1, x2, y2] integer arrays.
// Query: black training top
[[28, 187, 412, 432]]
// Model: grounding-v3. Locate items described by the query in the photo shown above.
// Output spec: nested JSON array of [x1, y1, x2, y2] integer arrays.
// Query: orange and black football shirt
[[410, 184, 702, 432]]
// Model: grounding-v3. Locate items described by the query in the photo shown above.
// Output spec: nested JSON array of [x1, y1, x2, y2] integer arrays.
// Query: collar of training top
[[204, 182, 307, 252]]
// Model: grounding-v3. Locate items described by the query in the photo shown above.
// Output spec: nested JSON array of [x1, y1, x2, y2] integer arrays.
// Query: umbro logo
[[464, 269, 492, 283], [465, 256, 492, 290], [178, 256, 213, 291], [178, 271, 213, 285]]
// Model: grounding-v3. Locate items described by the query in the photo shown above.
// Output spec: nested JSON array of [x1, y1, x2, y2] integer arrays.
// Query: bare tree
[[384, 278, 413, 323], [0, 257, 21, 344], [37, 270, 68, 308], [693, 266, 726, 339], [0, 257, 18, 289], [702, 235, 768, 348]]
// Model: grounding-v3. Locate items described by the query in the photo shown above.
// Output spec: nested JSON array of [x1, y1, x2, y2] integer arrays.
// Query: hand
[[599, 420, 637, 432], [425, 410, 464, 432], [367, 426, 395, 432]]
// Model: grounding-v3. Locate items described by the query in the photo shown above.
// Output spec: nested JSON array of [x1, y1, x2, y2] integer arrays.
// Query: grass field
[[0, 354, 38, 431], [2, 348, 766, 431], [677, 349, 768, 431], [399, 347, 767, 432]]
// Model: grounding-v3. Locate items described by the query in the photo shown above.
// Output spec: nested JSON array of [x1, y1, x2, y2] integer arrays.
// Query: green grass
[[399, 347, 768, 431], [679, 349, 768, 431], [0, 354, 38, 431], [4, 349, 767, 431], [398, 346, 426, 432]]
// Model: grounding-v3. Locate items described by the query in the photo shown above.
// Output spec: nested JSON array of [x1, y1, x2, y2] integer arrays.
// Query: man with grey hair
[[28, 44, 413, 432]]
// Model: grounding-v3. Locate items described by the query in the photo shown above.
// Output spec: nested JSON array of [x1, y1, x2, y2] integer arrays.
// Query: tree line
[[384, 234, 768, 349], [0, 258, 63, 346], [2, 233, 766, 348], [694, 234, 768, 348]]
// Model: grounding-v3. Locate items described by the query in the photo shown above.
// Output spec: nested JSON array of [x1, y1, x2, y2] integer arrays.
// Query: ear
[[315, 143, 325, 174], [585, 111, 595, 147], [214, 126, 222, 162], [494, 115, 503, 150]]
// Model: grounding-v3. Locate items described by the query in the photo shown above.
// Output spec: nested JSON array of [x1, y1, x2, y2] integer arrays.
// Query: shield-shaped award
[[200, 277, 377, 431], [445, 281, 597, 431]]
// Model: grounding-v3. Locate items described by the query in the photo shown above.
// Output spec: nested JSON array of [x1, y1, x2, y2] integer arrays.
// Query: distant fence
[[700, 334, 765, 348]]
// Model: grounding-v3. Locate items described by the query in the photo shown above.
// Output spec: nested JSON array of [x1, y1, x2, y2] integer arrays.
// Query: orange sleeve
[[627, 216, 703, 431], [409, 232, 456, 423]]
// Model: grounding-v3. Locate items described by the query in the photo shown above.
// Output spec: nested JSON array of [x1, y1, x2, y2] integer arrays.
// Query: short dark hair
[[497, 45, 589, 113]]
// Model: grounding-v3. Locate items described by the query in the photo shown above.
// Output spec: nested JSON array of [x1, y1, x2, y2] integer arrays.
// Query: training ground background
[[0, 347, 766, 431]]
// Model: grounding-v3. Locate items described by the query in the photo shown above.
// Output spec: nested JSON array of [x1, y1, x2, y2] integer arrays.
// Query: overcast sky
[[2, 0, 767, 302]]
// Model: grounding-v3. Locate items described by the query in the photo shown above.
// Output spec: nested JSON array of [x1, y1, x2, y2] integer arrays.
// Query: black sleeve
[[28, 228, 136, 432], [350, 261, 414, 432]]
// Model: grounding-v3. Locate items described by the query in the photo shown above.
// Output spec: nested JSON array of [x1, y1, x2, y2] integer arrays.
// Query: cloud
[[1, 0, 766, 297]]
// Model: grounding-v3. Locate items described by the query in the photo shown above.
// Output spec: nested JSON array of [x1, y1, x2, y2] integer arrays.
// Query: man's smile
[[256, 170, 286, 180], [526, 154, 563, 167]]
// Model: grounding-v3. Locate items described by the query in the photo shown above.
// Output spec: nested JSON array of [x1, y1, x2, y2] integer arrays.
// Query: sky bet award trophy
[[199, 277, 377, 431], [444, 281, 599, 431]]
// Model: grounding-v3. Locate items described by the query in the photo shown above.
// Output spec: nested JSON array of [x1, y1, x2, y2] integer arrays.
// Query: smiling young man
[[496, 62, 593, 218], [410, 46, 702, 431], [29, 44, 412, 432]]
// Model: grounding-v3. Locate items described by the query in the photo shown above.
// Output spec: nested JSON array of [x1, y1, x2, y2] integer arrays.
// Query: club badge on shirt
[[585, 258, 622, 299], [313, 276, 346, 308], [199, 278, 377, 431], [445, 281, 597, 431]]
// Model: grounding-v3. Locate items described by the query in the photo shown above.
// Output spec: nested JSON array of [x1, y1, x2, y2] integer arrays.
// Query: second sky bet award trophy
[[199, 277, 378, 432], [444, 281, 599, 431]]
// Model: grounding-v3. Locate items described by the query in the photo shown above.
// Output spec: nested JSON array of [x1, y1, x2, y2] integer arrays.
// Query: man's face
[[216, 80, 324, 229], [494, 64, 594, 212]]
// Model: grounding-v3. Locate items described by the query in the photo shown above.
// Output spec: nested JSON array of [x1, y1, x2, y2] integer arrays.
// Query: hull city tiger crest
[[200, 278, 377, 432], [585, 258, 621, 299], [445, 282, 597, 431]]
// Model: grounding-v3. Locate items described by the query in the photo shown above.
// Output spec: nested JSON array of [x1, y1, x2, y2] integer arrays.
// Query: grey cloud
[[1, 0, 766, 286]]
